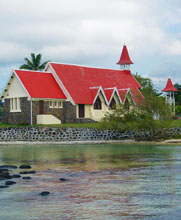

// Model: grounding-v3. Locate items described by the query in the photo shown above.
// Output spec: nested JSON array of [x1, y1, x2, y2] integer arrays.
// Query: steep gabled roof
[[117, 45, 134, 65], [49, 63, 141, 104], [118, 89, 129, 103], [15, 70, 66, 99], [104, 87, 122, 105], [162, 78, 178, 92]]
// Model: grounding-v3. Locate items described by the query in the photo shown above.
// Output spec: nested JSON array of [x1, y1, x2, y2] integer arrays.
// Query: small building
[[162, 78, 178, 115], [1, 45, 143, 125]]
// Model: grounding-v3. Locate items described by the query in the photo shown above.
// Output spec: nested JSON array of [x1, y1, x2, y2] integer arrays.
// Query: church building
[[1, 45, 143, 125]]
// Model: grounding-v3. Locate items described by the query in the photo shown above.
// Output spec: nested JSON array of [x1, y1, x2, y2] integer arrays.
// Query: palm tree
[[20, 53, 49, 70]]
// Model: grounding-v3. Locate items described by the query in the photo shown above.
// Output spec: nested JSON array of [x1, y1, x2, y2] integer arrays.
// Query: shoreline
[[0, 139, 180, 145]]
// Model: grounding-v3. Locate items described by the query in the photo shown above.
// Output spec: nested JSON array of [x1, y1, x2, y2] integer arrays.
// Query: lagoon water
[[0, 144, 181, 220]]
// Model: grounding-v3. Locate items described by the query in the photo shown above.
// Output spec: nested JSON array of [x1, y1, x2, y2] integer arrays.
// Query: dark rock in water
[[0, 185, 9, 188], [39, 191, 50, 196], [23, 176, 31, 180], [0, 170, 12, 180], [59, 178, 69, 182], [0, 165, 17, 169], [12, 174, 21, 178], [20, 170, 36, 174], [5, 181, 16, 185], [0, 168, 9, 172], [19, 165, 32, 169]]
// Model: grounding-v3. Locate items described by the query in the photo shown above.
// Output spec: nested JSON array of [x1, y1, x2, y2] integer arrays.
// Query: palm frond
[[38, 60, 50, 70], [24, 58, 33, 67], [19, 64, 33, 70], [20, 53, 49, 71]]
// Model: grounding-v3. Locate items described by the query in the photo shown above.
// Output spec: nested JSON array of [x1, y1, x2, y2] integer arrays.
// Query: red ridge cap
[[162, 78, 178, 92], [117, 45, 134, 65]]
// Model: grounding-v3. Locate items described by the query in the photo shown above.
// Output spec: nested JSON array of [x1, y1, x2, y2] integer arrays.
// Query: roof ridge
[[15, 69, 50, 74], [50, 62, 126, 72]]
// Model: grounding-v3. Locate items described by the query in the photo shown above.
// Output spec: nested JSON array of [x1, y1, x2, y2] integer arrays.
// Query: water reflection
[[0, 144, 181, 220]]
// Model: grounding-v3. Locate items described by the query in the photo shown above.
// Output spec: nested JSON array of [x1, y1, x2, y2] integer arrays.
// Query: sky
[[0, 0, 181, 93]]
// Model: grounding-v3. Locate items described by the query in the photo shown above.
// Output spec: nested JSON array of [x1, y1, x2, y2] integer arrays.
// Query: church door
[[79, 104, 85, 118]]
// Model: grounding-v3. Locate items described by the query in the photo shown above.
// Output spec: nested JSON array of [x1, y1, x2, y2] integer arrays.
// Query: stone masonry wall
[[2, 98, 31, 124], [32, 100, 76, 124], [0, 127, 180, 142], [3, 99, 76, 125]]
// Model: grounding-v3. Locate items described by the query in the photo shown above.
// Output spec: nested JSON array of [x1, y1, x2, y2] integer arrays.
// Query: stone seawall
[[0, 127, 180, 142]]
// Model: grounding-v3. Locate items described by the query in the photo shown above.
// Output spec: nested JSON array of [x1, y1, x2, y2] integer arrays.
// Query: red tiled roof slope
[[15, 70, 66, 99], [50, 63, 141, 104]]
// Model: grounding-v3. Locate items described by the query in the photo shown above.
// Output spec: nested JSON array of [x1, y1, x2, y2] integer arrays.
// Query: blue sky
[[0, 0, 181, 93]]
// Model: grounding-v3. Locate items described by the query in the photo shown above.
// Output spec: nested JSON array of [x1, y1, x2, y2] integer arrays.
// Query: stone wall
[[3, 99, 76, 125], [0, 127, 180, 142], [2, 98, 31, 124]]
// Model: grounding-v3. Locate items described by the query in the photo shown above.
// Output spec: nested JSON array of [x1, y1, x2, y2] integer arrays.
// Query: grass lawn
[[0, 120, 180, 129], [168, 120, 181, 127]]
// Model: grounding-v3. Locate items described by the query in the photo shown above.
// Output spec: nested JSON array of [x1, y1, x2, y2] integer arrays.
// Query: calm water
[[0, 144, 181, 220]]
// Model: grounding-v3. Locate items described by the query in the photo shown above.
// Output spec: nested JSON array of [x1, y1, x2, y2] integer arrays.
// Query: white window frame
[[10, 98, 21, 112], [49, 100, 63, 109]]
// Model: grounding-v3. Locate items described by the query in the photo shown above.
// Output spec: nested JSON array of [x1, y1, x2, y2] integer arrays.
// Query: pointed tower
[[162, 78, 178, 114], [117, 45, 134, 70]]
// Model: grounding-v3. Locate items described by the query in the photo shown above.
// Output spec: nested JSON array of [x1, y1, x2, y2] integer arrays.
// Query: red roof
[[118, 89, 128, 102], [50, 63, 141, 104], [15, 70, 66, 99], [117, 45, 134, 65], [162, 78, 178, 92], [104, 89, 115, 103]]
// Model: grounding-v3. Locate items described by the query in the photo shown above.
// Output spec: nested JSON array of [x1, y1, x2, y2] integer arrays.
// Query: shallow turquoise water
[[0, 144, 181, 220]]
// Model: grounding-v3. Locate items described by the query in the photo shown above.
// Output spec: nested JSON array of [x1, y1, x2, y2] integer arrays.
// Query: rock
[[39, 191, 50, 196], [0, 185, 9, 188], [0, 168, 9, 172], [0, 165, 17, 169], [19, 165, 32, 169], [20, 171, 36, 174], [23, 176, 31, 180], [0, 170, 12, 180], [12, 174, 21, 178], [59, 178, 69, 182], [5, 181, 16, 185]]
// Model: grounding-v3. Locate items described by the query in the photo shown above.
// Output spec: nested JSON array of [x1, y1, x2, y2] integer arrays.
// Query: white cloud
[[0, 0, 181, 90]]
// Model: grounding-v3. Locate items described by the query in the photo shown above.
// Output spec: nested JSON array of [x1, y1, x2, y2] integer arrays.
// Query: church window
[[94, 96, 102, 110]]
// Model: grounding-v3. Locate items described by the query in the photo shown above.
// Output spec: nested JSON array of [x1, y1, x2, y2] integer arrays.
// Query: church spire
[[162, 78, 178, 92], [117, 45, 133, 70], [162, 78, 178, 115]]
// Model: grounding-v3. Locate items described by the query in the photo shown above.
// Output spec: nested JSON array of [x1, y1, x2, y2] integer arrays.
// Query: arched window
[[110, 97, 116, 109], [94, 96, 102, 109]]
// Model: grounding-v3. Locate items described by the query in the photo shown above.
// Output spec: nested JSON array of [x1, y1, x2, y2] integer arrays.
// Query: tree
[[134, 73, 161, 96], [174, 83, 181, 115], [102, 74, 172, 133], [174, 83, 181, 105], [20, 53, 49, 71]]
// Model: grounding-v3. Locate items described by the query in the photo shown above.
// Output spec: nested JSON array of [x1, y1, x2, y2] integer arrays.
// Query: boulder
[[12, 174, 21, 178], [5, 181, 16, 185], [59, 178, 69, 182], [0, 165, 17, 169], [23, 176, 31, 180], [39, 191, 50, 196], [0, 185, 9, 188], [19, 165, 32, 169], [0, 170, 12, 180], [20, 171, 36, 174]]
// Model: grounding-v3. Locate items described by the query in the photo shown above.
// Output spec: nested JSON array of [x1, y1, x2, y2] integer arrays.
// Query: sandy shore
[[0, 139, 180, 145]]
